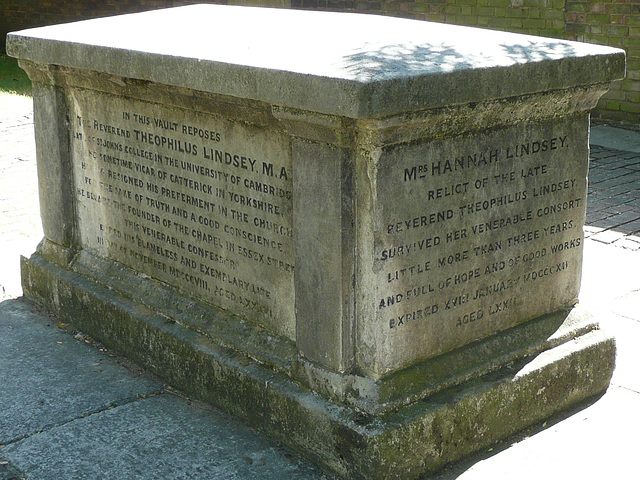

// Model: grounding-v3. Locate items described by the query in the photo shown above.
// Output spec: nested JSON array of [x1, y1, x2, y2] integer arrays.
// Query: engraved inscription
[[373, 118, 587, 367], [70, 90, 295, 339]]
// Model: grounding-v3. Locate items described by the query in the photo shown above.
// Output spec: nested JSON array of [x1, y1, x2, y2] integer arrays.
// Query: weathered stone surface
[[359, 114, 590, 376], [7, 4, 625, 479], [6, 5, 624, 118], [21, 252, 616, 480], [69, 87, 295, 340], [3, 389, 326, 480], [0, 299, 162, 445]]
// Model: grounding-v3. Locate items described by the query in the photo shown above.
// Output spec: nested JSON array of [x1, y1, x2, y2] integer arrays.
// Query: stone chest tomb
[[8, 5, 625, 479]]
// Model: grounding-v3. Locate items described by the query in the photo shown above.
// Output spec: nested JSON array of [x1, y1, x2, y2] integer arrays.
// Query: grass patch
[[0, 54, 32, 96]]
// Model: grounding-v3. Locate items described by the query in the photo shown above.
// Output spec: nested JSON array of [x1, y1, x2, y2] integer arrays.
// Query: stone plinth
[[8, 5, 625, 479]]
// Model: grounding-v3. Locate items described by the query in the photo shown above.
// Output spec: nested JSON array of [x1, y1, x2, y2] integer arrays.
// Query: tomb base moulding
[[8, 5, 624, 479]]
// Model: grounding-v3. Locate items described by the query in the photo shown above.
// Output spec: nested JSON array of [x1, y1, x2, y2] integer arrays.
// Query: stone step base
[[21, 251, 616, 480]]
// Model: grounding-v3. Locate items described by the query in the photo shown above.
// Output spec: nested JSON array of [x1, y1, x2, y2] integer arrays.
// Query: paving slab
[[0, 299, 163, 445], [580, 239, 640, 394], [601, 314, 640, 394], [0, 298, 330, 480], [591, 124, 640, 152], [1, 393, 327, 480], [580, 239, 640, 311]]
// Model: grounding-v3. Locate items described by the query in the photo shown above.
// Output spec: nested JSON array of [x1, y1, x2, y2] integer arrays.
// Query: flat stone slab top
[[7, 4, 624, 117]]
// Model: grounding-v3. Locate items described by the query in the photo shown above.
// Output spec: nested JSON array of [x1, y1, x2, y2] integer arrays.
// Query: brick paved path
[[586, 144, 640, 250]]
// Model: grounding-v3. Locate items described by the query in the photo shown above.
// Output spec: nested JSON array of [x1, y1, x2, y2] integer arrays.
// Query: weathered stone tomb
[[8, 5, 625, 479]]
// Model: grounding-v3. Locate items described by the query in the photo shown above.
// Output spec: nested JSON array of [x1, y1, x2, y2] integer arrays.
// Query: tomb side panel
[[359, 114, 589, 377], [293, 139, 356, 373], [67, 88, 295, 340], [32, 82, 75, 250]]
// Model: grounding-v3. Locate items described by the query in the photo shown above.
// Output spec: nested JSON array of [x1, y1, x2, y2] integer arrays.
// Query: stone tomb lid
[[7, 4, 624, 118]]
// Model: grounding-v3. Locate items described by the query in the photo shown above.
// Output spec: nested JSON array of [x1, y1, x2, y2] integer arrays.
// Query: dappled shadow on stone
[[339, 38, 580, 81]]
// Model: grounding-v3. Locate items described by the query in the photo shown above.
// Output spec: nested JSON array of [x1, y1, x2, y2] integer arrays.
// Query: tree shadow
[[338, 36, 580, 82]]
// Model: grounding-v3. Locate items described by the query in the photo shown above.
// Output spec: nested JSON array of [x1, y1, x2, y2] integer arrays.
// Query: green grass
[[0, 54, 32, 96]]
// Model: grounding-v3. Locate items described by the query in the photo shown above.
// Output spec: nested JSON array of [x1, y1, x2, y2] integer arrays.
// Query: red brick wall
[[290, 0, 638, 123], [2, 0, 637, 123], [563, 0, 639, 121]]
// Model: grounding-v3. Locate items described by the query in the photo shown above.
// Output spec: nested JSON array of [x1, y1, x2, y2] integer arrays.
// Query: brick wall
[[2, 0, 637, 123], [290, 0, 637, 123], [563, 0, 639, 121]]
